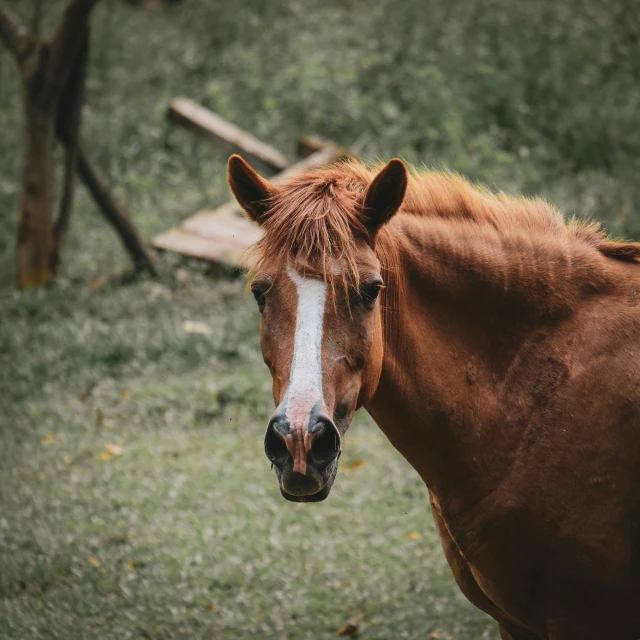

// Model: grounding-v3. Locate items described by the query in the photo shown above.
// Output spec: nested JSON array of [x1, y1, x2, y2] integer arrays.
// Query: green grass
[[1, 0, 638, 637], [0, 269, 492, 639]]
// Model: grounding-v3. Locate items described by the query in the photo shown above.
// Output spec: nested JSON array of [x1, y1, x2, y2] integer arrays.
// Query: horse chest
[[431, 492, 547, 633]]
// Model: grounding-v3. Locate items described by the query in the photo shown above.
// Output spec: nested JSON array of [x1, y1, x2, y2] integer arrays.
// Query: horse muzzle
[[264, 408, 341, 501]]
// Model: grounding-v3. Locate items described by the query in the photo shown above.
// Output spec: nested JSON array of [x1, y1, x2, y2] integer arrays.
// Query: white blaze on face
[[283, 264, 327, 474]]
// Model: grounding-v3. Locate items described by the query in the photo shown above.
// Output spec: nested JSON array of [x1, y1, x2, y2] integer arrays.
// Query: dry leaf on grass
[[88, 556, 101, 567], [205, 603, 218, 612], [43, 433, 55, 444], [121, 390, 131, 400], [183, 320, 213, 335], [345, 460, 366, 471], [100, 444, 124, 461], [64, 456, 73, 466], [428, 632, 441, 639], [335, 623, 359, 637], [406, 531, 421, 541]]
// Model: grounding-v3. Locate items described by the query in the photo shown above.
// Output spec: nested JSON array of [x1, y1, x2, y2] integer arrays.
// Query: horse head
[[228, 154, 407, 501]]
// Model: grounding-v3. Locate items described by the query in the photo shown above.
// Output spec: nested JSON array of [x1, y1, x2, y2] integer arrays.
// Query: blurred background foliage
[[2, 0, 640, 287], [1, 1, 639, 638]]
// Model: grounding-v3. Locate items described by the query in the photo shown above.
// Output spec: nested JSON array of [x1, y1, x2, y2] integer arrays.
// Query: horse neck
[[365, 212, 614, 513]]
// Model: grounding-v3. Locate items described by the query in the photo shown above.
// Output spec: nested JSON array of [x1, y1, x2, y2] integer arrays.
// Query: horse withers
[[228, 154, 640, 640]]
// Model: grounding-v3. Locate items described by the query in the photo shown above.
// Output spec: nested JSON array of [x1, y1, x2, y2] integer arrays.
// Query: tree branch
[[67, 140, 157, 276], [0, 5, 37, 63], [47, 0, 100, 96]]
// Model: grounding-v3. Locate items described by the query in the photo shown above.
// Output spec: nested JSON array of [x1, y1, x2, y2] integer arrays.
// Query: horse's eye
[[358, 281, 383, 306], [251, 285, 267, 310]]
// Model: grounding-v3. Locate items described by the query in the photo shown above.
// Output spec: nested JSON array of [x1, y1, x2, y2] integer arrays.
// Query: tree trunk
[[3, 0, 156, 286], [17, 96, 56, 288], [2, 1, 102, 289]]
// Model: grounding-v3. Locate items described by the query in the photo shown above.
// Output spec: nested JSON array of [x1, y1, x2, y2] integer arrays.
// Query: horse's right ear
[[362, 159, 408, 237], [228, 155, 278, 225]]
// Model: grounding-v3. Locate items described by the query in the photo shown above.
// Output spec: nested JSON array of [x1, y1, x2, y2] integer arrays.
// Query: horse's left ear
[[362, 159, 408, 237], [228, 154, 278, 225]]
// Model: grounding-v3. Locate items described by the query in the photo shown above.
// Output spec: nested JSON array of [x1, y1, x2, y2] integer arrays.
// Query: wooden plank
[[183, 202, 263, 243], [297, 134, 333, 158], [153, 227, 259, 269], [152, 145, 349, 268], [167, 98, 289, 173]]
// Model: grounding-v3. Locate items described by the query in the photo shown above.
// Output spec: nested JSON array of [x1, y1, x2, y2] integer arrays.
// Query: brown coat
[[228, 155, 640, 640]]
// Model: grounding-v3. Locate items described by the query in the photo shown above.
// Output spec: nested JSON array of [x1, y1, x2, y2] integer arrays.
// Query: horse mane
[[251, 159, 640, 289]]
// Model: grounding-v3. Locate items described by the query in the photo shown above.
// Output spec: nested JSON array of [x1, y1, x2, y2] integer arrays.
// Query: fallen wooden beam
[[297, 134, 334, 158], [167, 97, 289, 174], [153, 210, 262, 269], [153, 144, 347, 268]]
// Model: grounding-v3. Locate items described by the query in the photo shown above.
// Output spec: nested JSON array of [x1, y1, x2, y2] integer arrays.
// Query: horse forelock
[[249, 162, 370, 289]]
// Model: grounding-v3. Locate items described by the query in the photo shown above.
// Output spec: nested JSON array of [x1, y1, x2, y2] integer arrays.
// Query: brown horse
[[227, 154, 640, 640]]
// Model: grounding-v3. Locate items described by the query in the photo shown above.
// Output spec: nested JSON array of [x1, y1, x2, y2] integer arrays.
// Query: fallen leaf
[[406, 531, 421, 541], [428, 632, 441, 639], [99, 451, 112, 461], [176, 268, 190, 284], [121, 390, 131, 400], [39, 472, 47, 479], [78, 393, 88, 402], [64, 456, 73, 466], [43, 433, 55, 444], [88, 556, 101, 567], [345, 460, 366, 471], [335, 623, 359, 637], [183, 320, 212, 335], [106, 444, 123, 456], [96, 410, 104, 426], [147, 282, 172, 302], [205, 603, 218, 612], [123, 558, 145, 570]]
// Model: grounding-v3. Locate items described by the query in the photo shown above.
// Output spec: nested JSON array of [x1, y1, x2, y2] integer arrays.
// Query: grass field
[[0, 267, 493, 639], [1, 1, 638, 638]]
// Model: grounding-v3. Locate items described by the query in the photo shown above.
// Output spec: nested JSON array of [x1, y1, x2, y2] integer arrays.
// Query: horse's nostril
[[311, 418, 341, 469], [264, 419, 289, 468]]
